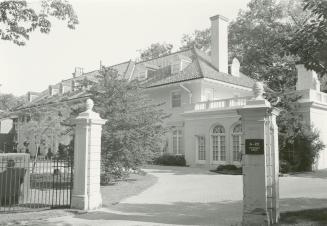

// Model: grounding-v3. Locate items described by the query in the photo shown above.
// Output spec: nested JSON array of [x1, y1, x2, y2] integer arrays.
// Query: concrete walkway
[[46, 166, 327, 226]]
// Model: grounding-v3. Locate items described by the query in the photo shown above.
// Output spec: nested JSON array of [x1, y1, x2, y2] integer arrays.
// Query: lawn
[[0, 172, 156, 225], [280, 208, 327, 225], [101, 172, 157, 207]]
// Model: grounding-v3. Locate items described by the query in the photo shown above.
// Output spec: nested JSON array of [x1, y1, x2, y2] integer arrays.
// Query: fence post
[[237, 82, 280, 225], [71, 98, 106, 210]]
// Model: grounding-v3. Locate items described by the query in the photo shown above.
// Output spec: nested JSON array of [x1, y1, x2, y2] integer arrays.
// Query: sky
[[0, 0, 251, 96]]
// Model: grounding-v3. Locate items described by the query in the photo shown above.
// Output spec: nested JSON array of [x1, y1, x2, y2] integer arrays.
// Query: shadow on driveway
[[68, 199, 327, 226], [74, 201, 243, 226], [287, 169, 327, 179], [144, 165, 221, 175]]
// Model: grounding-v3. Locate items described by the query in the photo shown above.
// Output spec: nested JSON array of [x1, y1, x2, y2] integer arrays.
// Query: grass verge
[[101, 172, 157, 206], [279, 208, 327, 225]]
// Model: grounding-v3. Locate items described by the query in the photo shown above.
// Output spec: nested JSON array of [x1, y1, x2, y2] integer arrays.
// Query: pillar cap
[[73, 98, 107, 125]]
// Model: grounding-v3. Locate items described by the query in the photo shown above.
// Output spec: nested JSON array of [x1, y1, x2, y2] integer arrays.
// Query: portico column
[[71, 98, 107, 210], [237, 82, 280, 225]]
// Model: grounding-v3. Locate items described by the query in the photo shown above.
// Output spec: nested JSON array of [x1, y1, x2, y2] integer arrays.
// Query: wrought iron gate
[[0, 154, 73, 212]]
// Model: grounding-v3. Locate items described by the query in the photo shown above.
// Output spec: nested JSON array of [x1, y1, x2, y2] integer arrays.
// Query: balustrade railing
[[193, 96, 252, 111]]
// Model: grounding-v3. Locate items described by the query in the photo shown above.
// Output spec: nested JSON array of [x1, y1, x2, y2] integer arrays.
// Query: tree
[[180, 28, 210, 53], [0, 93, 26, 112], [137, 42, 173, 61], [267, 92, 325, 172], [18, 103, 72, 160], [88, 67, 168, 182], [288, 0, 327, 76], [179, 0, 305, 92], [228, 0, 302, 92], [0, 0, 78, 46]]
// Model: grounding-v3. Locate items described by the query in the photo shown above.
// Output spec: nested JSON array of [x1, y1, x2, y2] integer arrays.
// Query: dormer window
[[181, 59, 191, 71], [171, 91, 181, 108], [139, 68, 157, 80], [171, 61, 180, 74], [138, 71, 147, 80], [171, 59, 191, 74]]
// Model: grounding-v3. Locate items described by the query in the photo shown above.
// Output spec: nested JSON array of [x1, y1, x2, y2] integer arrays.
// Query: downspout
[[180, 83, 192, 104]]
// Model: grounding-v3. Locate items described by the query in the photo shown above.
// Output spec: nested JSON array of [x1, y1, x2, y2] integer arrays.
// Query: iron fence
[[0, 153, 73, 213]]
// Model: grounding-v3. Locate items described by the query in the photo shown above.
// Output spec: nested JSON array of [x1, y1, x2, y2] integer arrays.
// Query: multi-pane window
[[197, 136, 206, 161], [171, 92, 181, 108], [232, 124, 242, 161], [172, 129, 183, 154], [211, 125, 226, 162], [138, 71, 147, 80], [171, 62, 181, 74]]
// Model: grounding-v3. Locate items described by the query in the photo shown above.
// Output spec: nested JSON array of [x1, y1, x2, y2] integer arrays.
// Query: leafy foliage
[[138, 42, 173, 61], [268, 91, 325, 172], [288, 0, 327, 76], [180, 28, 210, 53], [17, 103, 72, 157], [0, 93, 26, 112], [0, 0, 78, 45], [153, 153, 186, 166], [88, 67, 168, 180], [228, 0, 301, 92]]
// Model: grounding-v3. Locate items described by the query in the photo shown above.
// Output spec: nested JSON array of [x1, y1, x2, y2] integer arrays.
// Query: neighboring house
[[2, 14, 327, 169]]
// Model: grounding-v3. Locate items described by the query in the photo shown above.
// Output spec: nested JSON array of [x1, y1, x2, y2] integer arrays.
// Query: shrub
[[280, 127, 325, 172], [214, 164, 242, 175], [217, 164, 238, 171], [279, 160, 290, 174], [153, 153, 186, 166]]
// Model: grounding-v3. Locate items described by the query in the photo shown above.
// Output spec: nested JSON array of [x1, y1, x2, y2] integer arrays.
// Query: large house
[[2, 14, 327, 169]]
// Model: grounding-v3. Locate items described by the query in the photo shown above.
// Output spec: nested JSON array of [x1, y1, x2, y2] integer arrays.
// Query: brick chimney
[[210, 14, 229, 74], [296, 64, 320, 91]]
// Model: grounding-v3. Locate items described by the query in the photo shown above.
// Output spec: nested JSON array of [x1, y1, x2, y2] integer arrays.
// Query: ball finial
[[252, 82, 264, 100], [86, 98, 94, 111]]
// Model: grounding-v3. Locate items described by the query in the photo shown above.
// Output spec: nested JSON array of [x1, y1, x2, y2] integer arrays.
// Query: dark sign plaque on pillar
[[245, 139, 264, 155]]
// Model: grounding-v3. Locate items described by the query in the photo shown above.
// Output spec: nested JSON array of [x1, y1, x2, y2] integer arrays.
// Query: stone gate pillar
[[237, 82, 280, 225], [71, 98, 106, 210]]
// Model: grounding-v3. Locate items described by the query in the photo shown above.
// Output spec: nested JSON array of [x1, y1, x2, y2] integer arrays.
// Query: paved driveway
[[48, 166, 327, 226]]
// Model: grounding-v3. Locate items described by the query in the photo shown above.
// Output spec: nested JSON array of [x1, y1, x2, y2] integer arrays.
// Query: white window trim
[[172, 128, 184, 155], [170, 89, 182, 108], [195, 135, 206, 164], [210, 125, 226, 164], [231, 124, 242, 165]]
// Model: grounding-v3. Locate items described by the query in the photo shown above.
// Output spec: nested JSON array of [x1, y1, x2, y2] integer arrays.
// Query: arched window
[[231, 124, 242, 161], [211, 125, 226, 162]]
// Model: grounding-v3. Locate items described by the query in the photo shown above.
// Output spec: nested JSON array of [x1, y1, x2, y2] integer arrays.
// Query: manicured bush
[[217, 164, 238, 171], [153, 153, 186, 166], [213, 164, 242, 175]]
